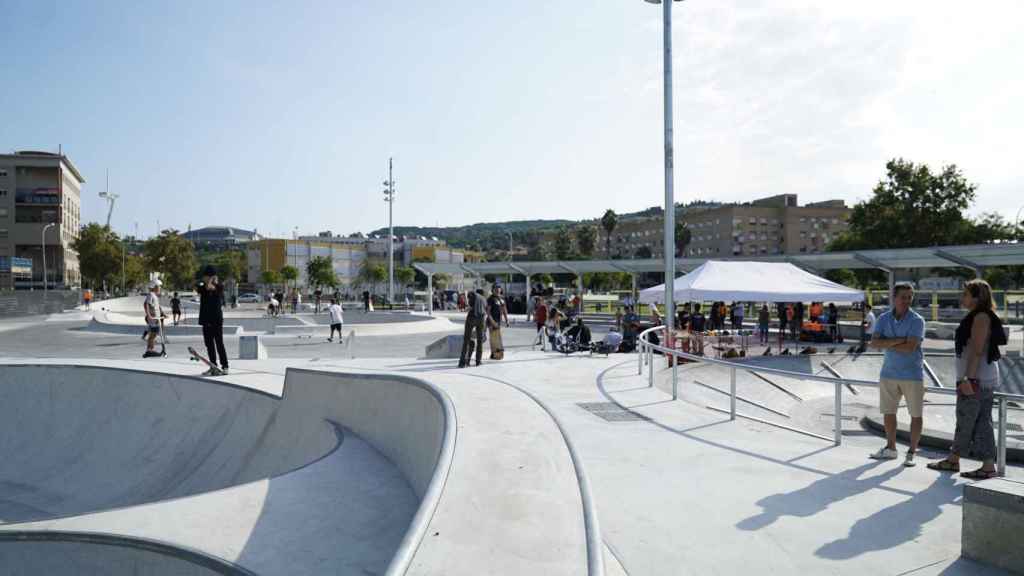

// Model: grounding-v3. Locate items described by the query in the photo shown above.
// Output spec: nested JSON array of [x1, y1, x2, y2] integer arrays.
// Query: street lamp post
[[42, 222, 56, 294], [644, 0, 682, 336], [507, 231, 513, 291], [383, 158, 396, 307]]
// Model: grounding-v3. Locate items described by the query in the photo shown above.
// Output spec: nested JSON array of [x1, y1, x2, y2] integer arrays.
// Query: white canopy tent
[[637, 261, 864, 304]]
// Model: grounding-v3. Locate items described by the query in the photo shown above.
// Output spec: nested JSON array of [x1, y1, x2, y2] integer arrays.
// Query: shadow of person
[[737, 461, 899, 531], [815, 472, 958, 560]]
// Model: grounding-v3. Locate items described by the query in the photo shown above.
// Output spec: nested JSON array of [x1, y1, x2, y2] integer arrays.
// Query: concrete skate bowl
[[0, 365, 455, 575]]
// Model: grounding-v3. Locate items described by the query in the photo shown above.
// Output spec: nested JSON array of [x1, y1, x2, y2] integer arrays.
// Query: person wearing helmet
[[143, 279, 163, 354], [197, 265, 228, 375]]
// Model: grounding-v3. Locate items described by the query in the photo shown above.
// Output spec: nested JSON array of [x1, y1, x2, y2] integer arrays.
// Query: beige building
[[247, 239, 366, 290], [682, 194, 851, 258], [0, 151, 83, 289]]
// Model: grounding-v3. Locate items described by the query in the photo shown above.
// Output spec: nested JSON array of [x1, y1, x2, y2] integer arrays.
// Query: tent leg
[[888, 270, 895, 311], [427, 273, 433, 316]]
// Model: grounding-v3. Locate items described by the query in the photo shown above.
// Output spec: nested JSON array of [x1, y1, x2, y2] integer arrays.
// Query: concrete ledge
[[238, 335, 267, 360], [89, 311, 243, 336], [963, 478, 1024, 574], [860, 411, 1024, 463], [425, 334, 465, 359]]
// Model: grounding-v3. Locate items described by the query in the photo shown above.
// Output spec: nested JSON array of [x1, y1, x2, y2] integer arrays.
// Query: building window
[[748, 217, 756, 224], [799, 231, 806, 238], [0, 170, 7, 177], [0, 189, 7, 197], [799, 217, 806, 224], [0, 229, 7, 239], [0, 208, 6, 218]]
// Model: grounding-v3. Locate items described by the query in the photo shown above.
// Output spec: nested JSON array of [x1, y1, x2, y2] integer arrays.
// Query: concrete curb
[[860, 413, 1024, 462]]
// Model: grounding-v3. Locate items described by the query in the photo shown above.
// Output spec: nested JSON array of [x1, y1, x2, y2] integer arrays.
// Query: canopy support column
[[427, 273, 433, 316], [934, 249, 983, 279], [854, 253, 893, 310]]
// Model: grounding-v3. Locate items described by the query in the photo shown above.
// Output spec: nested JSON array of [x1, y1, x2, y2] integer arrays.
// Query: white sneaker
[[904, 451, 917, 467], [220, 367, 229, 375], [869, 447, 898, 460]]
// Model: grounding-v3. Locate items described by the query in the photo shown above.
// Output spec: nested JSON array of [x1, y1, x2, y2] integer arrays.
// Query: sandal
[[926, 459, 960, 472], [960, 468, 999, 480]]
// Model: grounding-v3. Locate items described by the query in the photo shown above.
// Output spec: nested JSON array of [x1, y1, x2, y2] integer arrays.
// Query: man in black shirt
[[459, 289, 487, 368], [197, 265, 228, 375]]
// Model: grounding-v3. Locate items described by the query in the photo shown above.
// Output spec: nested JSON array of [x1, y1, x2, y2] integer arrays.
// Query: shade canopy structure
[[637, 260, 865, 304]]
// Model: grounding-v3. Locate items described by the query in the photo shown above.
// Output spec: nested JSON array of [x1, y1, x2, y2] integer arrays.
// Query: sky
[[2, 0, 1022, 239]]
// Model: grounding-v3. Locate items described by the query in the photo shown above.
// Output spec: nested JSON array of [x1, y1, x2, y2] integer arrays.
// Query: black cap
[[203, 265, 217, 277]]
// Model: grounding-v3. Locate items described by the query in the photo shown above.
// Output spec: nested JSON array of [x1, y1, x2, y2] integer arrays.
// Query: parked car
[[237, 293, 261, 304]]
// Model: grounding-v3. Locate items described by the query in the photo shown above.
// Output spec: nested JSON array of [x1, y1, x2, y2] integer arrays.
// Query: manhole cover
[[577, 402, 649, 422]]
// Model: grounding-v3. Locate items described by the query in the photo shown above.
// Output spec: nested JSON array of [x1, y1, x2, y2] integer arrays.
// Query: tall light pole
[[645, 0, 681, 333], [507, 231, 514, 292], [383, 158, 396, 306], [42, 222, 56, 294]]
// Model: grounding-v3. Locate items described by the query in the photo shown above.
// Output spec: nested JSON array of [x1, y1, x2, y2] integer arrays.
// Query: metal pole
[[660, 0, 677, 358], [427, 273, 433, 316], [672, 354, 678, 400], [730, 367, 737, 420], [507, 231, 513, 291], [121, 240, 125, 294], [638, 335, 644, 375], [42, 223, 54, 293], [648, 341, 654, 387], [998, 396, 1007, 476], [834, 380, 843, 446], [387, 157, 394, 308]]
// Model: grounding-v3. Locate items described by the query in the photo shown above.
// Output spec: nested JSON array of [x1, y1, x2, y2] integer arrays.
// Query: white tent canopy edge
[[637, 260, 864, 304]]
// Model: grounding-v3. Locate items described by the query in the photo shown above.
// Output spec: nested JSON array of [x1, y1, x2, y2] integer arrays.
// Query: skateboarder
[[197, 266, 228, 375], [170, 292, 182, 325], [326, 297, 344, 343]]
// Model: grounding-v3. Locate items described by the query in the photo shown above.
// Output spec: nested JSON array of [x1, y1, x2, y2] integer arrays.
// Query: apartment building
[[0, 151, 83, 289], [681, 194, 851, 258]]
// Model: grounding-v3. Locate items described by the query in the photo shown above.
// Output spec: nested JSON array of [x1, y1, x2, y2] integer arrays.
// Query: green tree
[[306, 256, 337, 290], [143, 229, 197, 289], [675, 221, 692, 257], [554, 226, 576, 260], [575, 225, 597, 258], [825, 268, 859, 288], [358, 260, 387, 293], [72, 223, 122, 290], [601, 209, 618, 258], [280, 265, 299, 289], [261, 269, 282, 288], [829, 159, 981, 250], [123, 254, 148, 293], [394, 266, 416, 290], [433, 272, 451, 288]]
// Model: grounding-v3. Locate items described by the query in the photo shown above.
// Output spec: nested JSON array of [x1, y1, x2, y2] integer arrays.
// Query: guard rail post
[[637, 339, 643, 375], [834, 380, 843, 446], [672, 354, 678, 400], [730, 367, 737, 421], [648, 343, 654, 387], [998, 396, 1007, 476]]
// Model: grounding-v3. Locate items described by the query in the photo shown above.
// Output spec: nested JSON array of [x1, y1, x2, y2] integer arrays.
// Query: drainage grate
[[577, 402, 649, 422]]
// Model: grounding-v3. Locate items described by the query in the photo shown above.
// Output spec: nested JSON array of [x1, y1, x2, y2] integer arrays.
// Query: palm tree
[[601, 209, 618, 258]]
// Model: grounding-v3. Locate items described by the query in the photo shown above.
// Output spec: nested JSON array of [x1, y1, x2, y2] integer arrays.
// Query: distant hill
[[368, 201, 723, 251]]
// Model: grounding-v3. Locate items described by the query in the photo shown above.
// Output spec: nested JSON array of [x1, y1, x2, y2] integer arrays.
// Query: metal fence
[[636, 325, 1022, 476]]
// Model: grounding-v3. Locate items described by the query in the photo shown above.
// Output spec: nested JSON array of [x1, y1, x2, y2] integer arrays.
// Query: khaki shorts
[[879, 378, 924, 418]]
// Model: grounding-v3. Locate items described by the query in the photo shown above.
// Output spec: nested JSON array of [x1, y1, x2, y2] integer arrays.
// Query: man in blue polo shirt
[[869, 282, 926, 466]]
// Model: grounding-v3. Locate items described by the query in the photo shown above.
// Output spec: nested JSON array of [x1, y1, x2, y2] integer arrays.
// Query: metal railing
[[636, 325, 1021, 476]]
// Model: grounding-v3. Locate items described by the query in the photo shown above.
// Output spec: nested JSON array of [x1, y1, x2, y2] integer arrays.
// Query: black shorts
[[147, 323, 160, 335], [330, 323, 342, 331]]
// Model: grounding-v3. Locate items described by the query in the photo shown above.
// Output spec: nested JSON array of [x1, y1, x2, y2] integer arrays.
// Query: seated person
[[566, 317, 592, 348], [603, 329, 623, 352]]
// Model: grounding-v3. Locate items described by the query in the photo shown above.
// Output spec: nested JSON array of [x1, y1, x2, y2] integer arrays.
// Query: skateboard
[[188, 346, 224, 376]]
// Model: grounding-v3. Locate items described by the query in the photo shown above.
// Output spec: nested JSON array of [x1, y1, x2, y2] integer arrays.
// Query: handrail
[[636, 324, 1020, 476]]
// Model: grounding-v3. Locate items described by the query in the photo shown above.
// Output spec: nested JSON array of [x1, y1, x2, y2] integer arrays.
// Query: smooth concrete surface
[[963, 478, 1024, 574], [0, 537, 238, 576], [424, 334, 464, 359], [238, 334, 267, 360]]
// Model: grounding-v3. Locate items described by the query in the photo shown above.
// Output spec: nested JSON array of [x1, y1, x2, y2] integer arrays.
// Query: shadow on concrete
[[593, 360, 921, 500], [736, 461, 898, 531], [814, 472, 958, 560]]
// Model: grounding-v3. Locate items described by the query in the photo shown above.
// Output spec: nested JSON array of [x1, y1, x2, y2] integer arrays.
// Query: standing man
[[459, 288, 486, 367], [143, 279, 163, 356], [363, 289, 371, 313], [197, 266, 229, 375], [487, 287, 505, 360], [170, 292, 182, 326], [326, 297, 344, 344], [534, 298, 549, 350], [861, 303, 876, 352], [869, 282, 926, 466], [314, 289, 322, 314]]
